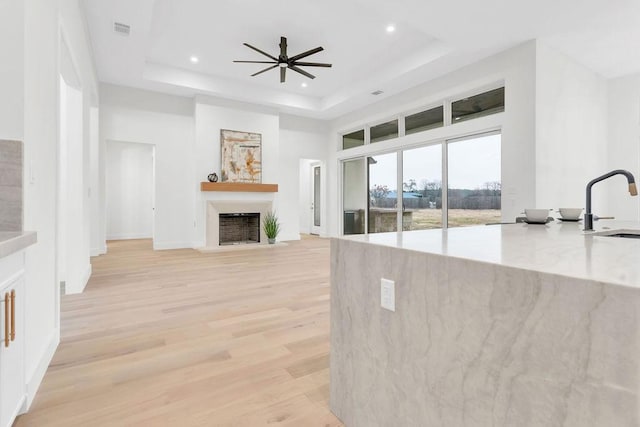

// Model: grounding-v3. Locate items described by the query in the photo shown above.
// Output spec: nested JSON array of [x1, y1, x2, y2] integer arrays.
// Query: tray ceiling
[[83, 0, 640, 119]]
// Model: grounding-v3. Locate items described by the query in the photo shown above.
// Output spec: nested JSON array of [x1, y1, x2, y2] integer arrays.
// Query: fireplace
[[219, 213, 260, 245], [204, 200, 272, 249]]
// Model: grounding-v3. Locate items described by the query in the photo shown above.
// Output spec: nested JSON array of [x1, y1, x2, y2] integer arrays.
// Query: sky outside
[[369, 134, 501, 191]]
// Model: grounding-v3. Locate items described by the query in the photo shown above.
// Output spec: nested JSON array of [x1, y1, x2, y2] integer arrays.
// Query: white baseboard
[[66, 264, 92, 295], [90, 244, 107, 256], [23, 327, 60, 412], [278, 233, 301, 242], [153, 241, 193, 250], [106, 233, 152, 240]]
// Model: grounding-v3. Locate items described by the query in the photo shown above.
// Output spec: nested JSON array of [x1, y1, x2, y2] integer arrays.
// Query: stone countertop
[[0, 231, 37, 259], [337, 220, 640, 289]]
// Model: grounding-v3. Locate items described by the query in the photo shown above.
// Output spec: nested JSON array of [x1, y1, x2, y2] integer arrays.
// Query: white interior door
[[106, 141, 155, 241], [310, 163, 322, 235]]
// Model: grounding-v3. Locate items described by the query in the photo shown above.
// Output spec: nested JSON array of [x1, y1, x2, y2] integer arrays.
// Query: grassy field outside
[[408, 209, 501, 229]]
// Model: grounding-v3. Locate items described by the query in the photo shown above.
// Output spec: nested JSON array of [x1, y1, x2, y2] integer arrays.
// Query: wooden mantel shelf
[[200, 182, 278, 193]]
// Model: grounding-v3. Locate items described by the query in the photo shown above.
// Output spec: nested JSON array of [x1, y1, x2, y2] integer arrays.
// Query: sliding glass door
[[447, 133, 501, 227], [368, 152, 397, 233], [342, 159, 366, 234], [402, 145, 442, 230]]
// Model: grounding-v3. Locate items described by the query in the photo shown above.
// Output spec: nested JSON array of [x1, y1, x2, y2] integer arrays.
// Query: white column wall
[[535, 41, 609, 211], [193, 99, 280, 246], [22, 0, 60, 406], [279, 114, 330, 239], [607, 73, 640, 221], [20, 0, 99, 407], [100, 84, 195, 250]]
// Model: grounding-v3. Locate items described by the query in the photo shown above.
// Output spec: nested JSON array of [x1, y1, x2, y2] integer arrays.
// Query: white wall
[[327, 41, 537, 235], [59, 78, 91, 295], [89, 107, 104, 255], [279, 114, 329, 238], [194, 98, 280, 245], [0, 0, 24, 140], [19, 0, 99, 407], [607, 73, 640, 221], [60, 0, 101, 268], [298, 159, 314, 234], [535, 41, 608, 211], [59, 34, 92, 296], [106, 141, 154, 240], [100, 84, 195, 249], [101, 89, 329, 248], [22, 0, 60, 406]]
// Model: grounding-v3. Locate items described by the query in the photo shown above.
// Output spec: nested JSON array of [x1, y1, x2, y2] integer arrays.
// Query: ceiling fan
[[234, 36, 332, 83]]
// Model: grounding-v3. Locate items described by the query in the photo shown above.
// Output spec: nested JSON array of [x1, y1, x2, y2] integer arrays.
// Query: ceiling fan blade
[[289, 46, 324, 62], [289, 65, 315, 79], [243, 43, 278, 61], [291, 61, 332, 68], [251, 64, 279, 77], [234, 60, 278, 64], [280, 36, 287, 59], [280, 66, 286, 83]]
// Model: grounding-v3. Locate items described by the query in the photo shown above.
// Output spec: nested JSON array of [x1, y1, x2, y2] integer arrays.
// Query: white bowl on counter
[[524, 209, 550, 223], [558, 208, 582, 220]]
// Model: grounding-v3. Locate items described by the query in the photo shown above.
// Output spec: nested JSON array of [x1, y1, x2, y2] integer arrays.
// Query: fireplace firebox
[[219, 213, 260, 245]]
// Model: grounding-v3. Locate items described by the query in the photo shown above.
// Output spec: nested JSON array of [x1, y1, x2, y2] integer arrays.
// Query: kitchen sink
[[592, 229, 640, 238]]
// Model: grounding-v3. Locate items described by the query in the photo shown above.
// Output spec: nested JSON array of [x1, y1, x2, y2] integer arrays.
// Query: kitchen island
[[330, 221, 640, 426]]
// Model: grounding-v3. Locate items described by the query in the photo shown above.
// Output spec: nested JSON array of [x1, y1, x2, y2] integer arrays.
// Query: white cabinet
[[0, 255, 26, 427]]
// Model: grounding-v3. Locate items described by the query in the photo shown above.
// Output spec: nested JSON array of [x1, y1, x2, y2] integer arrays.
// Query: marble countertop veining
[[0, 231, 37, 259], [337, 220, 640, 289]]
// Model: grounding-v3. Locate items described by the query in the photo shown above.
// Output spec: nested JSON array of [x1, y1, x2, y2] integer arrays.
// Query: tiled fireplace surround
[[205, 200, 273, 248]]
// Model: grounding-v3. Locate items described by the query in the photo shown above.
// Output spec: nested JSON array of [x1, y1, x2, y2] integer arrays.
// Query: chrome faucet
[[584, 169, 638, 231]]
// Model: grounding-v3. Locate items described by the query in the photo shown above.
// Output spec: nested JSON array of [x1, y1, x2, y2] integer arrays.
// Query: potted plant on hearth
[[263, 211, 281, 244]]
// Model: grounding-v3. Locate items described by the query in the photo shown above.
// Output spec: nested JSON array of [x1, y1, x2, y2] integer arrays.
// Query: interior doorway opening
[[299, 159, 324, 236], [105, 140, 156, 244]]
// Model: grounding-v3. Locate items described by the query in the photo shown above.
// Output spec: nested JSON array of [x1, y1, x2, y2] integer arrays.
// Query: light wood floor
[[16, 237, 343, 427]]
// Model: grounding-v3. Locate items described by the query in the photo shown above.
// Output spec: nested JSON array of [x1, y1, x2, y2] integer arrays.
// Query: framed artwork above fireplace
[[220, 129, 262, 183]]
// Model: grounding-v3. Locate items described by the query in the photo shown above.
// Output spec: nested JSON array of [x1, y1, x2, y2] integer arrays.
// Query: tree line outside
[[370, 179, 501, 210]]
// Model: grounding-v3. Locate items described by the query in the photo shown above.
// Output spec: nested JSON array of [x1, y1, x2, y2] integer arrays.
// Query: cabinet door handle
[[10, 289, 15, 341], [3, 292, 8, 348]]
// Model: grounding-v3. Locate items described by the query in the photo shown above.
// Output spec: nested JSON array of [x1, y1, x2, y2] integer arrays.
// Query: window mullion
[[442, 140, 448, 228]]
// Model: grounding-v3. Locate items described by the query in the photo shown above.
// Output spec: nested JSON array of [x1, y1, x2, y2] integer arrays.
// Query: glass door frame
[[338, 129, 502, 235], [310, 162, 322, 235]]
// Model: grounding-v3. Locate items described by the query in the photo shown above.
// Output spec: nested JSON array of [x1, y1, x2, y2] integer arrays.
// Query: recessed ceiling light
[[386, 25, 395, 33], [190, 56, 199, 64], [301, 82, 308, 88]]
